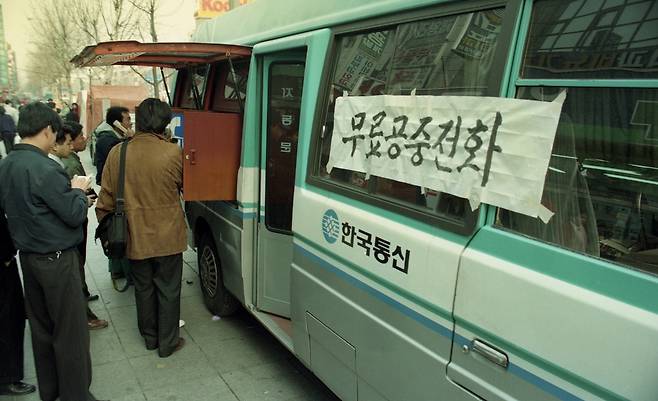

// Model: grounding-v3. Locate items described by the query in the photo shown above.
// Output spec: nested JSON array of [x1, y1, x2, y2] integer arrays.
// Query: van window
[[522, 0, 658, 79], [497, 0, 658, 277], [316, 9, 505, 223], [210, 61, 249, 112], [177, 65, 209, 109], [266, 63, 304, 232]]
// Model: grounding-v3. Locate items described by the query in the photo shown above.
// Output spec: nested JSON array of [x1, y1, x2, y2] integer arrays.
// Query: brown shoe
[[88, 319, 109, 330], [159, 337, 185, 358]]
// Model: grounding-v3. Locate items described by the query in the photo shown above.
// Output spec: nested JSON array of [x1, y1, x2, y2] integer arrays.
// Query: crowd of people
[[0, 98, 187, 401]]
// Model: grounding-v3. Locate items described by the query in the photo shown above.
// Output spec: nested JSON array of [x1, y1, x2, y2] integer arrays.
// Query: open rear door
[[71, 41, 252, 201]]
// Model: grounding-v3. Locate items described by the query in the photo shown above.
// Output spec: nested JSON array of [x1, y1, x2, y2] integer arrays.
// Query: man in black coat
[[0, 102, 107, 401], [94, 106, 132, 185], [0, 210, 36, 396]]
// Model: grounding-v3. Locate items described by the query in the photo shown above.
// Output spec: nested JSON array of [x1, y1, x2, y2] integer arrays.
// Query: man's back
[[0, 144, 88, 253], [98, 133, 186, 260]]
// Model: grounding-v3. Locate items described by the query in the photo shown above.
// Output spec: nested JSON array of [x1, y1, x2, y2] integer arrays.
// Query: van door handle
[[470, 339, 509, 369]]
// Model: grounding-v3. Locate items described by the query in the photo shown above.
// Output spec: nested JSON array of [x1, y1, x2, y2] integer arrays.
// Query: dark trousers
[[20, 249, 96, 401], [77, 220, 98, 321], [130, 253, 182, 357], [0, 258, 25, 384]]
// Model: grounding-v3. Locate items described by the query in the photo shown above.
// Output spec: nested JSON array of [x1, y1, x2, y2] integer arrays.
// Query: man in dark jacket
[[94, 106, 132, 185], [0, 209, 36, 396], [0, 102, 106, 401]]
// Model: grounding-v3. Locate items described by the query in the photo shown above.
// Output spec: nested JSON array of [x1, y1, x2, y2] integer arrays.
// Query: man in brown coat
[[96, 98, 187, 358]]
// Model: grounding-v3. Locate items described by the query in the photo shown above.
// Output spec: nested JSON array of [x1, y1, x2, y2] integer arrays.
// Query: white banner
[[326, 93, 566, 221]]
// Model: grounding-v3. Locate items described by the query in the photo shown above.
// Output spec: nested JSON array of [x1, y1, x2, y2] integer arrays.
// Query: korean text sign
[[326, 94, 565, 220]]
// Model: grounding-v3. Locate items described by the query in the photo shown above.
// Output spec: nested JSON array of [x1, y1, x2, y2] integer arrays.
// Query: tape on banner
[[538, 205, 555, 223]]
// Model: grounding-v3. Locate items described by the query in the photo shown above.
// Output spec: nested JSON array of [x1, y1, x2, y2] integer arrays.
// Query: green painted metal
[[455, 317, 627, 401], [295, 233, 453, 322], [304, 184, 472, 245], [516, 79, 658, 88], [471, 226, 658, 315]]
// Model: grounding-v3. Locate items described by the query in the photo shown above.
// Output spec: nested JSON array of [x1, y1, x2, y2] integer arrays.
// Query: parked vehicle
[[72, 1, 658, 400]]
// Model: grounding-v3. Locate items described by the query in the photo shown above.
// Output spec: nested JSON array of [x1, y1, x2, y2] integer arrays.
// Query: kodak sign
[[196, 0, 251, 19]]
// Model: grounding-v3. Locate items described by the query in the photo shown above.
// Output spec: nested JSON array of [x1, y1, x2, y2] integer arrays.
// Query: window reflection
[[318, 9, 505, 222], [498, 87, 658, 276], [523, 0, 658, 79]]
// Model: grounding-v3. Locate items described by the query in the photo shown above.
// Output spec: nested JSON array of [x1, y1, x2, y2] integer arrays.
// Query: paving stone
[[143, 376, 238, 401]]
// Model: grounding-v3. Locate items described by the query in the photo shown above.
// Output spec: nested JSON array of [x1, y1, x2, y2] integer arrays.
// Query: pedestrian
[[61, 122, 109, 330], [94, 106, 132, 185], [96, 98, 186, 358], [93, 106, 133, 286], [4, 99, 19, 125], [0, 106, 16, 154], [0, 209, 36, 396], [47, 121, 72, 169], [0, 102, 107, 401], [65, 103, 80, 123]]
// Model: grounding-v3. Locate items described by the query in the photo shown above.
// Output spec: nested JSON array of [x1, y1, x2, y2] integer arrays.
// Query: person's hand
[[71, 175, 92, 192], [126, 128, 135, 138], [87, 195, 96, 207]]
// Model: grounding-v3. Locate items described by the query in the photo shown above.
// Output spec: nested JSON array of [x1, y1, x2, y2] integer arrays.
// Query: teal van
[[73, 0, 658, 400]]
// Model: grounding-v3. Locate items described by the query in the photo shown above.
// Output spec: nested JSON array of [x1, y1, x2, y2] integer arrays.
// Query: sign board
[[196, 0, 252, 19], [327, 93, 566, 221]]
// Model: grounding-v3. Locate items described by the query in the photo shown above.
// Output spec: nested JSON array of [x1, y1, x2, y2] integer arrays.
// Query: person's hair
[[17, 102, 62, 139], [55, 126, 69, 144], [105, 106, 129, 127], [62, 121, 83, 141], [135, 98, 172, 135], [4, 99, 11, 105]]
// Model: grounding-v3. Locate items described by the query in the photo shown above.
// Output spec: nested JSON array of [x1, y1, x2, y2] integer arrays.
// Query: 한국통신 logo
[[321, 209, 340, 244]]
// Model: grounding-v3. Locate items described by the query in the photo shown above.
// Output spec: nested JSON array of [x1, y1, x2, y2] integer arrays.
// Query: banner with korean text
[[326, 93, 566, 221]]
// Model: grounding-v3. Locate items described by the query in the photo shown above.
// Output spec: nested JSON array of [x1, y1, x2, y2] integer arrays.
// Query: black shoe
[[0, 381, 37, 395], [87, 294, 100, 301]]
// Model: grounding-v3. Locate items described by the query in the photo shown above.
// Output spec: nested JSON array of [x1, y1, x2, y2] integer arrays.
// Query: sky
[[2, 0, 198, 85]]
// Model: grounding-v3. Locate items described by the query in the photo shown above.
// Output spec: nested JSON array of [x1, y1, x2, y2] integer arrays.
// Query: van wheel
[[197, 234, 239, 316]]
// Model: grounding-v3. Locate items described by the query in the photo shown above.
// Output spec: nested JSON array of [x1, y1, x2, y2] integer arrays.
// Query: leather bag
[[95, 140, 129, 259]]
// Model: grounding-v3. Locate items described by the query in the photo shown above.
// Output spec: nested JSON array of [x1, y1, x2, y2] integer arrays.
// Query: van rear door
[[71, 40, 252, 201]]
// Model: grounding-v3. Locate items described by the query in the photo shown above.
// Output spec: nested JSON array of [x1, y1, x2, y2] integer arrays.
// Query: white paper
[[327, 94, 565, 220]]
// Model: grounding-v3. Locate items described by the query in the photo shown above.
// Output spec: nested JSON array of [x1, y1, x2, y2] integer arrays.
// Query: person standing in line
[[4, 100, 19, 125], [0, 209, 36, 396], [94, 106, 132, 185], [0, 106, 16, 154], [96, 98, 186, 358], [93, 106, 133, 284], [65, 103, 80, 123], [0, 102, 107, 401], [61, 122, 109, 330]]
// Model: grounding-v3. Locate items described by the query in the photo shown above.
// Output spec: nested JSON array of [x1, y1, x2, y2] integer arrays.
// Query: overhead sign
[[196, 0, 252, 19], [326, 93, 566, 221]]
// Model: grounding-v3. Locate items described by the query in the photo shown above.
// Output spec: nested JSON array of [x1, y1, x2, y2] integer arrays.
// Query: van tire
[[197, 233, 239, 316]]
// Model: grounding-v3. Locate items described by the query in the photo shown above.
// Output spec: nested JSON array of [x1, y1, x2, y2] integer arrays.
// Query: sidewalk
[[1, 149, 339, 401]]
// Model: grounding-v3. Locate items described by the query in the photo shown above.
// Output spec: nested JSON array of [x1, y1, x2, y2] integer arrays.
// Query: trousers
[[20, 249, 96, 401], [130, 253, 182, 357], [0, 258, 25, 384]]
